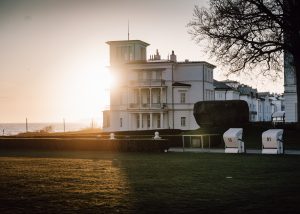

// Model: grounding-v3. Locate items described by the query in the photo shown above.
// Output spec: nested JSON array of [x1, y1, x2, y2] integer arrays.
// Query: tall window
[[181, 117, 186, 127], [146, 71, 152, 80], [116, 46, 133, 62], [138, 72, 143, 80], [137, 115, 140, 128], [206, 69, 212, 82], [205, 90, 213, 100], [146, 90, 150, 104], [140, 47, 146, 60], [155, 71, 161, 80], [157, 116, 161, 128], [180, 93, 186, 103], [157, 90, 161, 104], [218, 93, 223, 99], [147, 114, 151, 128], [134, 89, 139, 103], [120, 118, 123, 127], [104, 112, 110, 128], [119, 93, 123, 105]]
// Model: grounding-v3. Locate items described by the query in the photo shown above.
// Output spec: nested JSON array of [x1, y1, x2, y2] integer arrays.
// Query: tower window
[[181, 117, 186, 127], [120, 118, 123, 127], [180, 93, 186, 103]]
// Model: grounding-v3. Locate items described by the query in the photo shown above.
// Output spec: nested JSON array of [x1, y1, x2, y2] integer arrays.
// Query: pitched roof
[[213, 80, 234, 90], [238, 85, 257, 96], [172, 82, 191, 87], [106, 40, 150, 46], [257, 92, 271, 98]]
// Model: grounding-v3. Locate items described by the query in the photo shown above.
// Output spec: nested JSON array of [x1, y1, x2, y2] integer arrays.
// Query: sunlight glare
[[57, 53, 112, 124]]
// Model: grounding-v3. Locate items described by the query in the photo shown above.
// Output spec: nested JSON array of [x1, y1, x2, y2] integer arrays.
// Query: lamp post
[[25, 118, 28, 133]]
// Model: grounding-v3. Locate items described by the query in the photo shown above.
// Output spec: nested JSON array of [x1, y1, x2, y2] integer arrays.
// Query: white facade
[[256, 96, 273, 122], [103, 40, 215, 132], [214, 80, 239, 101], [239, 94, 257, 122], [215, 90, 239, 101]]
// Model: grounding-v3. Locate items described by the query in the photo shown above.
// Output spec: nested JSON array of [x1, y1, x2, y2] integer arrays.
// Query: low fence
[[182, 134, 222, 151]]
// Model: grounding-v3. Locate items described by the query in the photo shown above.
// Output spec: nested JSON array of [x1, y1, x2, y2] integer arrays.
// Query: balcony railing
[[128, 103, 168, 109], [129, 103, 139, 108], [141, 103, 150, 108], [130, 79, 166, 87]]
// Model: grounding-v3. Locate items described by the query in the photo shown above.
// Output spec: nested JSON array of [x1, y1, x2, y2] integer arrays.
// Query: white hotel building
[[103, 40, 215, 132]]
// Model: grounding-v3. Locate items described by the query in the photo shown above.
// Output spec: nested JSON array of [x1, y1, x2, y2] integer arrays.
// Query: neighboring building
[[271, 94, 284, 112], [103, 39, 215, 132], [238, 85, 258, 122], [214, 80, 239, 100], [214, 80, 283, 122], [220, 80, 240, 90], [257, 92, 273, 122]]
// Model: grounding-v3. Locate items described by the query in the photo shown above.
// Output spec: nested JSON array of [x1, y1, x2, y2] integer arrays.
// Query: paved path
[[168, 147, 300, 155]]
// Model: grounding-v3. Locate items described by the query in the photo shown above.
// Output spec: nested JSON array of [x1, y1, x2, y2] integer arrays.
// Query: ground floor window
[[181, 117, 186, 127], [137, 115, 140, 128], [103, 111, 110, 128], [157, 116, 161, 128], [147, 114, 151, 128]]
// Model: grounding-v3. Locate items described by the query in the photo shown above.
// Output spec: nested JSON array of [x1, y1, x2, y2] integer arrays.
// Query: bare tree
[[188, 0, 300, 122]]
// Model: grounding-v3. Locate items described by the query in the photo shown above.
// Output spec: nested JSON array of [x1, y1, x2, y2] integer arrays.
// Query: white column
[[160, 87, 162, 104], [150, 113, 153, 129], [150, 88, 152, 108], [139, 88, 142, 108], [160, 113, 163, 129], [139, 113, 142, 129]]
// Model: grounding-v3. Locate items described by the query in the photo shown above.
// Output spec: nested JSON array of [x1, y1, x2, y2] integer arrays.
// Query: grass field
[[0, 151, 300, 213]]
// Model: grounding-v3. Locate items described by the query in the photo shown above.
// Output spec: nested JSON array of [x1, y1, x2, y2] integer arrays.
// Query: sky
[[0, 0, 284, 124]]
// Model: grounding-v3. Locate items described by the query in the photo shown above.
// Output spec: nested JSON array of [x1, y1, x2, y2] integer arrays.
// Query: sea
[[0, 123, 92, 136]]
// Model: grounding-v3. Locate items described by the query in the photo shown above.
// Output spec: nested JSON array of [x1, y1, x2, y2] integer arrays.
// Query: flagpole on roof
[[128, 20, 130, 40]]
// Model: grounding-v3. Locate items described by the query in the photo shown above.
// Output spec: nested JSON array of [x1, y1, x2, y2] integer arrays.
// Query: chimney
[[154, 49, 161, 60], [170, 50, 177, 62]]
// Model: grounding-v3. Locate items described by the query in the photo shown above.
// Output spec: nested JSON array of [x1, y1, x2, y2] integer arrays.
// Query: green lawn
[[0, 151, 300, 213]]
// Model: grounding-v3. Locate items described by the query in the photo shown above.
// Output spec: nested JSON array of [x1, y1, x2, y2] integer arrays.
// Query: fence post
[[182, 135, 185, 152]]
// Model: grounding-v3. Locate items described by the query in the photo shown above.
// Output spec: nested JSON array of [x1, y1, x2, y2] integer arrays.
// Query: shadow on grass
[[119, 153, 300, 213]]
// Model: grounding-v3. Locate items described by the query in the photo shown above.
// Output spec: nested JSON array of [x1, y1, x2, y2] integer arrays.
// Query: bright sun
[[59, 54, 113, 125]]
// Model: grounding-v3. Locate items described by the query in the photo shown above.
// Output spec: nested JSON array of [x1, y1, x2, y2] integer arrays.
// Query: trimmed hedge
[[194, 100, 249, 127], [0, 138, 169, 152]]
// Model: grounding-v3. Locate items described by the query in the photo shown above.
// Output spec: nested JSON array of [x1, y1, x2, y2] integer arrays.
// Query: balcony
[[141, 103, 150, 108], [130, 79, 166, 87], [129, 103, 139, 108], [128, 103, 168, 110]]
